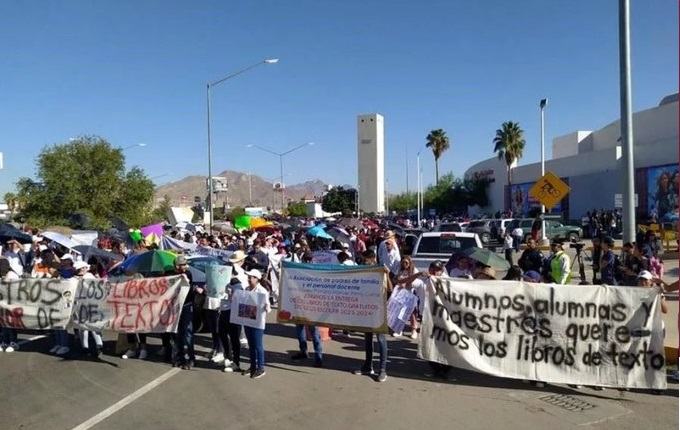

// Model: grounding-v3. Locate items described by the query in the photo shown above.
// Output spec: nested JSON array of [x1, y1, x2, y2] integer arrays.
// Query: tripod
[[570, 246, 590, 285]]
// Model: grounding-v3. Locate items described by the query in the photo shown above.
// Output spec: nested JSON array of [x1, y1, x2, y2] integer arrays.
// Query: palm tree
[[493, 121, 526, 208], [425, 129, 450, 185], [3, 192, 17, 221]]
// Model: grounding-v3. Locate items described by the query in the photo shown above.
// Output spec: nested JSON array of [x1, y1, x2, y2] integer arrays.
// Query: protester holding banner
[[0, 258, 20, 352], [291, 251, 323, 367], [391, 256, 419, 338], [219, 263, 245, 373], [242, 269, 271, 379], [352, 250, 390, 383], [173, 255, 200, 370], [74, 261, 104, 358]]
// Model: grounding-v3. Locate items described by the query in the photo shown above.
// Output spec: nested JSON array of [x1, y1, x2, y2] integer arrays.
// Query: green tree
[[322, 186, 357, 216], [151, 195, 173, 222], [388, 192, 418, 214], [3, 192, 18, 221], [426, 128, 451, 185], [14, 136, 154, 229], [287, 201, 308, 217], [493, 121, 526, 209]]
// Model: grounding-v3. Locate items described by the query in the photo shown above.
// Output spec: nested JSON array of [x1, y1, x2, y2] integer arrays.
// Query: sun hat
[[477, 266, 497, 279], [175, 255, 187, 265], [229, 250, 247, 263]]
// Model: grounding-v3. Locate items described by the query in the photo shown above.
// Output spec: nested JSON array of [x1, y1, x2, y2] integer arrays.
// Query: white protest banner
[[277, 261, 388, 333], [419, 278, 667, 389], [205, 263, 231, 300], [0, 278, 79, 330], [230, 289, 268, 329], [387, 287, 419, 333], [73, 275, 190, 333], [311, 250, 339, 264]]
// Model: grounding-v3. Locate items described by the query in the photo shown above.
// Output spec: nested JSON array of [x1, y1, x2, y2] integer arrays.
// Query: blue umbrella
[[307, 225, 333, 240]]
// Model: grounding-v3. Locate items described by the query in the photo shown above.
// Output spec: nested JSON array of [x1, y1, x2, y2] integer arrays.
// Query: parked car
[[466, 219, 498, 244], [410, 231, 483, 272], [436, 222, 463, 233], [508, 218, 582, 243]]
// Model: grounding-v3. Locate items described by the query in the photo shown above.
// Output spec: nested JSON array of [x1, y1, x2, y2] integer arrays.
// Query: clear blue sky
[[0, 1, 677, 199]]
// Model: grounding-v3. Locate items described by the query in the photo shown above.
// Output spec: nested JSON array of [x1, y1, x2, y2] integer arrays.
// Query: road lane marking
[[69, 368, 181, 430], [19, 335, 47, 345]]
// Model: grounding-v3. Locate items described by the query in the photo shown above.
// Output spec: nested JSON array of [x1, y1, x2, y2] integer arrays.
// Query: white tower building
[[357, 113, 385, 214]]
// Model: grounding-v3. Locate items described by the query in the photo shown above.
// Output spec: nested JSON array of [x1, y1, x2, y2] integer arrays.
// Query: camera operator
[[591, 236, 602, 284], [518, 238, 544, 273], [599, 236, 618, 285]]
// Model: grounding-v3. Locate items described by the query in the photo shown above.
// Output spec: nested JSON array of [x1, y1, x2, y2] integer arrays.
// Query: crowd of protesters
[[0, 218, 677, 388]]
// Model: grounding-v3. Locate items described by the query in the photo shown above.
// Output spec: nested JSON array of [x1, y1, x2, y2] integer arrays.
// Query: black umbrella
[[109, 216, 129, 232], [0, 223, 32, 244], [73, 245, 124, 263]]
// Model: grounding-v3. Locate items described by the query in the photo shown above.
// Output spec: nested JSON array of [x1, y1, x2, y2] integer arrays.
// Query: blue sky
[[0, 1, 677, 199]]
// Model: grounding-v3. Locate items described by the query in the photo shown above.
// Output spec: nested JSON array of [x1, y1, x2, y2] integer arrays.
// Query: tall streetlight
[[539, 98, 548, 245], [247, 142, 314, 212], [416, 152, 421, 226], [206, 58, 279, 231], [619, 0, 635, 242]]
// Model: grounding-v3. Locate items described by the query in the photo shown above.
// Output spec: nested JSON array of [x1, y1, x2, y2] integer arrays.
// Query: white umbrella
[[41, 231, 79, 249]]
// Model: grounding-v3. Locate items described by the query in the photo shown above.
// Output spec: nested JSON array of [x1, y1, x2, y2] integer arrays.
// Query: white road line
[[69, 368, 181, 430], [18, 334, 47, 345]]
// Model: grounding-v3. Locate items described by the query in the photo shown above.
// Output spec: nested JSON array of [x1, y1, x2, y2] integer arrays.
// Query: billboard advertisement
[[647, 164, 679, 222], [510, 182, 563, 217]]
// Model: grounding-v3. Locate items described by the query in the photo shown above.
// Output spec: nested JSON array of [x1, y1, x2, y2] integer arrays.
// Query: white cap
[[60, 254, 73, 261], [244, 269, 262, 280], [637, 270, 654, 280], [74, 261, 89, 271]]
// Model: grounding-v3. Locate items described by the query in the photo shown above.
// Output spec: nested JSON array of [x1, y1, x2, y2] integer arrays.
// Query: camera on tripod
[[569, 242, 585, 252]]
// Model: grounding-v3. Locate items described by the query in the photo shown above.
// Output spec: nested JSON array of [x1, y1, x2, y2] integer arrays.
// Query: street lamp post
[[248, 142, 314, 212], [206, 58, 278, 232], [416, 152, 421, 226], [619, 0, 635, 242], [539, 98, 548, 245]]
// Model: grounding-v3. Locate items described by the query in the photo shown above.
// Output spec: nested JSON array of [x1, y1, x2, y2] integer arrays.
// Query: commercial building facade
[[465, 93, 679, 222]]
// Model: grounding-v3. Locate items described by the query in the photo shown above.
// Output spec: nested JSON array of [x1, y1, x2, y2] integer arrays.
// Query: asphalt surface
[[0, 245, 677, 430]]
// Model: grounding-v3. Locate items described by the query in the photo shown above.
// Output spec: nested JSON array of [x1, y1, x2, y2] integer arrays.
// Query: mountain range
[[154, 170, 329, 209]]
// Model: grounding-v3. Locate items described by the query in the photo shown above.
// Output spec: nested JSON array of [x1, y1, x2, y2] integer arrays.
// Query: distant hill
[[154, 170, 327, 208]]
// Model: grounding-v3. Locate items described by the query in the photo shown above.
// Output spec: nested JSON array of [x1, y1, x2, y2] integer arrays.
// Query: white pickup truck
[[410, 231, 483, 272]]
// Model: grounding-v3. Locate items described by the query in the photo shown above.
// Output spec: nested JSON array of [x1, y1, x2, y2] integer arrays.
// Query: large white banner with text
[[278, 262, 388, 333], [419, 278, 667, 389], [73, 275, 190, 333], [0, 278, 79, 330]]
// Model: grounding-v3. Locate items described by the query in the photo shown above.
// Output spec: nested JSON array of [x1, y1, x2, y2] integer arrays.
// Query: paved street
[[1, 312, 678, 430], [0, 243, 677, 430]]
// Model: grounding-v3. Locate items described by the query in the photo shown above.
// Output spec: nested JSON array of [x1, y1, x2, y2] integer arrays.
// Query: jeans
[[173, 306, 195, 364], [218, 310, 242, 367], [361, 332, 387, 372], [55, 329, 69, 347], [244, 326, 265, 372], [296, 325, 322, 361], [1, 328, 17, 344], [205, 309, 222, 353]]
